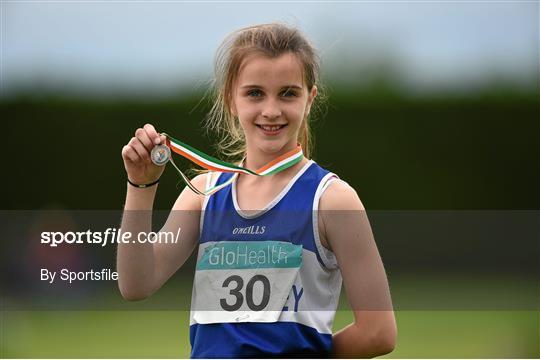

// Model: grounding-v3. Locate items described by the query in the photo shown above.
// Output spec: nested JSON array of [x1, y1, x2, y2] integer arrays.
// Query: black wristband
[[127, 178, 160, 188]]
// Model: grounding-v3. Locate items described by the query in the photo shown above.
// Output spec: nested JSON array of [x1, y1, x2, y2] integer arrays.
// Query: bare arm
[[116, 123, 206, 301], [319, 181, 397, 358], [117, 174, 206, 301]]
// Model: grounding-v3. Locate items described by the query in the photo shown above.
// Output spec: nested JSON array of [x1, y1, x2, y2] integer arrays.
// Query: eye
[[281, 89, 298, 97], [247, 89, 263, 97]]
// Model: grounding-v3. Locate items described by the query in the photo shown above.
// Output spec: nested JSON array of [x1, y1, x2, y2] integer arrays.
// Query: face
[[230, 52, 317, 155]]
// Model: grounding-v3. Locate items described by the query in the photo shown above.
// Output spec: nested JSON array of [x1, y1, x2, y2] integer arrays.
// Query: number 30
[[220, 275, 270, 311]]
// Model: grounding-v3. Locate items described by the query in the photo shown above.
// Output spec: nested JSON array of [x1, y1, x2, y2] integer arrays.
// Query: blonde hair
[[203, 22, 326, 164]]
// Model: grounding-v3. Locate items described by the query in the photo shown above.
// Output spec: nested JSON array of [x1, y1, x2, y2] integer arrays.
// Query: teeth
[[260, 125, 283, 131]]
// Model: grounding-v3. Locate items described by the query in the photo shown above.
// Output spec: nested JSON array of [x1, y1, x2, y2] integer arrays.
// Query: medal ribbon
[[161, 132, 303, 196]]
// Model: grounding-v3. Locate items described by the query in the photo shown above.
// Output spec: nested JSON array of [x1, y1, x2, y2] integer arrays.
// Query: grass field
[[3, 310, 538, 358]]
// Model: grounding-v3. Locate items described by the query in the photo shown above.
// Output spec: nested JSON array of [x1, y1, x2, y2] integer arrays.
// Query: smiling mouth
[[256, 124, 287, 134]]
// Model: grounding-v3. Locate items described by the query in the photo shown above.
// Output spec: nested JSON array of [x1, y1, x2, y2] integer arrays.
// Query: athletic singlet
[[189, 160, 343, 358]]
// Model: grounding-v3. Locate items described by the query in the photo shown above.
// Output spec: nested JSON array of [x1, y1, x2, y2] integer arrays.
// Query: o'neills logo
[[232, 225, 266, 235]]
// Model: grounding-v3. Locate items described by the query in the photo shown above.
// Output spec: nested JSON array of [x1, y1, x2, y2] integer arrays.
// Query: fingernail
[[155, 137, 161, 145]]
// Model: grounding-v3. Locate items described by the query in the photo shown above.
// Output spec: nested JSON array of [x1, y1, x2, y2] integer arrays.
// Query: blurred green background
[[3, 310, 539, 358], [2, 2, 539, 358], [2, 89, 539, 210], [2, 89, 538, 354]]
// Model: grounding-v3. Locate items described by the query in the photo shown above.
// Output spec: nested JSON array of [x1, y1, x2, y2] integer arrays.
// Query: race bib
[[192, 241, 302, 324]]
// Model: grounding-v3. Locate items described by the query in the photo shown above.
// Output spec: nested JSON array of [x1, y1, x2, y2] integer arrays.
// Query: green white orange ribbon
[[161, 132, 303, 196]]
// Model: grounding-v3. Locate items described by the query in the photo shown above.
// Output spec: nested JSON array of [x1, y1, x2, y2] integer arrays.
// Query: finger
[[122, 145, 140, 163], [143, 123, 161, 145], [135, 127, 154, 152], [129, 137, 150, 161]]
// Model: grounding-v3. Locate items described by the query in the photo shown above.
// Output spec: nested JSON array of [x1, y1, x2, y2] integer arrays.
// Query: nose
[[261, 98, 282, 120]]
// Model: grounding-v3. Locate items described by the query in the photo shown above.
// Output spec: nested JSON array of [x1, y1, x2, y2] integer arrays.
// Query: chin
[[257, 139, 288, 154]]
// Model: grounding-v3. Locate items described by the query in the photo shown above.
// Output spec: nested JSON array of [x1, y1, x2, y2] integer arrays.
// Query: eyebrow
[[240, 84, 303, 90]]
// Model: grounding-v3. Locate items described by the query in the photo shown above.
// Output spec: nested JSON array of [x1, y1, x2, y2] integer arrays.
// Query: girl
[[118, 23, 396, 358]]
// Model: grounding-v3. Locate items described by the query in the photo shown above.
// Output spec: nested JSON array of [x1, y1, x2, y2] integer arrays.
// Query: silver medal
[[151, 144, 171, 166]]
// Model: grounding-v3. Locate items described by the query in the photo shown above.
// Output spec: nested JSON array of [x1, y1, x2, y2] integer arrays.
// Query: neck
[[243, 141, 302, 171]]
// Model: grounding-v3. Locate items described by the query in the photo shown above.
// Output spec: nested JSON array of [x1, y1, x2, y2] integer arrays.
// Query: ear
[[305, 85, 318, 116]]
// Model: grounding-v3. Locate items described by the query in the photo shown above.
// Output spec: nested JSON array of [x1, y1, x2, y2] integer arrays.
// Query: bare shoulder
[[319, 179, 365, 211], [171, 172, 213, 211], [318, 179, 365, 251], [191, 172, 210, 191]]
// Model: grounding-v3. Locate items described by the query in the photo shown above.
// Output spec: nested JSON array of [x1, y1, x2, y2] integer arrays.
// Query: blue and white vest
[[189, 160, 342, 358]]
